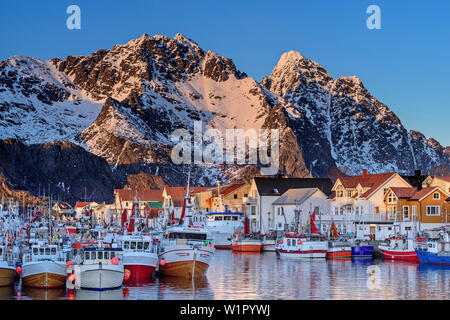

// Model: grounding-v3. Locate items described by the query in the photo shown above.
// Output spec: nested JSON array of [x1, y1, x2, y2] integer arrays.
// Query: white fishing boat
[[69, 245, 124, 291], [21, 242, 67, 288], [205, 210, 245, 249], [158, 172, 215, 278], [277, 234, 328, 259]]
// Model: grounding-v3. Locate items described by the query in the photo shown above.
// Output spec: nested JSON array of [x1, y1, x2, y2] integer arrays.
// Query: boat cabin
[[82, 247, 123, 265], [0, 245, 14, 264], [23, 244, 64, 263], [122, 236, 155, 253]]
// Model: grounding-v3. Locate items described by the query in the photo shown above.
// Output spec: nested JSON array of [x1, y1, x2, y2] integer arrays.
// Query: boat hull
[[415, 249, 450, 266], [0, 267, 16, 287], [158, 247, 214, 278], [379, 246, 419, 262], [326, 247, 352, 259], [232, 244, 262, 252], [123, 252, 158, 281], [79, 264, 124, 291], [351, 246, 373, 257], [278, 249, 327, 259], [22, 261, 67, 288]]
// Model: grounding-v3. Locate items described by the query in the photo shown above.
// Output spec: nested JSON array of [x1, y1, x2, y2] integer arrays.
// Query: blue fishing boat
[[351, 245, 374, 257], [415, 230, 450, 266]]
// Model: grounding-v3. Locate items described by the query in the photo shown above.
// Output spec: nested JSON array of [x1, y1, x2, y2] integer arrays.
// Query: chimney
[[362, 169, 368, 178], [415, 169, 421, 177]]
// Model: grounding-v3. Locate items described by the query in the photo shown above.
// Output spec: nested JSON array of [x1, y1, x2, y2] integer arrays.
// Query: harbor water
[[3, 250, 450, 300]]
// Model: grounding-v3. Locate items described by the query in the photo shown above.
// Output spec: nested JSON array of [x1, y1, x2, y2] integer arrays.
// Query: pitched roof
[[272, 188, 321, 205], [409, 187, 440, 200], [254, 177, 333, 196], [165, 186, 212, 207], [337, 172, 398, 199], [75, 202, 95, 208], [389, 187, 418, 199], [435, 176, 450, 183], [114, 189, 164, 202], [211, 183, 246, 197]]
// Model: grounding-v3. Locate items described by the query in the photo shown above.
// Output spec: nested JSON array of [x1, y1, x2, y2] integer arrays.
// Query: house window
[[426, 206, 440, 216], [355, 207, 360, 215], [433, 192, 440, 200], [278, 223, 282, 228], [234, 194, 238, 199], [335, 207, 339, 215], [403, 206, 409, 221], [277, 207, 281, 216], [346, 190, 352, 197], [412, 206, 417, 219], [376, 207, 379, 214], [251, 206, 256, 216], [340, 207, 344, 215], [383, 188, 389, 195]]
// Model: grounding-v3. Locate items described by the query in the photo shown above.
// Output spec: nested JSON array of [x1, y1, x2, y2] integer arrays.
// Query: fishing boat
[[122, 234, 158, 281], [205, 210, 245, 249], [350, 239, 374, 258], [70, 245, 125, 291], [326, 222, 352, 259], [379, 236, 419, 262], [327, 241, 352, 259], [261, 234, 277, 252], [157, 172, 215, 278], [277, 234, 328, 258], [231, 232, 262, 252], [415, 228, 450, 266], [0, 244, 16, 286], [119, 197, 159, 281], [21, 242, 67, 288]]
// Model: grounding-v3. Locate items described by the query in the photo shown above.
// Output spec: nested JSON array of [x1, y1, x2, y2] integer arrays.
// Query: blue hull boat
[[351, 246, 373, 257], [415, 249, 450, 266]]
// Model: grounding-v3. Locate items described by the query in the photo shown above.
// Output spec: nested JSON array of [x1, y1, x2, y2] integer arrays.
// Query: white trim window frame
[[426, 206, 440, 216], [403, 206, 410, 221]]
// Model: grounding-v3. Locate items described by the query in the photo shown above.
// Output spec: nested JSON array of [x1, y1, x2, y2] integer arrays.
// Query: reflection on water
[[2, 250, 450, 300], [21, 287, 66, 300]]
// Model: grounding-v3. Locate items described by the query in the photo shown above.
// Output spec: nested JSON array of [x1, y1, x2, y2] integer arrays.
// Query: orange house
[[384, 186, 450, 228]]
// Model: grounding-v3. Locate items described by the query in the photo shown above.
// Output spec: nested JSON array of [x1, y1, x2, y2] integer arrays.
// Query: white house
[[271, 188, 330, 234], [243, 176, 333, 234]]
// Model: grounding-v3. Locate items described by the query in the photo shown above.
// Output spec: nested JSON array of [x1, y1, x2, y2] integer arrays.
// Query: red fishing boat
[[379, 237, 419, 262], [326, 222, 351, 259]]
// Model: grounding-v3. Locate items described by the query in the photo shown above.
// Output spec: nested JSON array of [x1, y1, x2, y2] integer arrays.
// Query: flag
[[310, 211, 319, 235], [121, 209, 128, 229], [330, 221, 340, 238], [179, 198, 187, 225], [127, 203, 136, 233]]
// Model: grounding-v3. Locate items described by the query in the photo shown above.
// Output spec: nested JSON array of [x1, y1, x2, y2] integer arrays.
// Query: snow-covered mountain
[[0, 33, 448, 200]]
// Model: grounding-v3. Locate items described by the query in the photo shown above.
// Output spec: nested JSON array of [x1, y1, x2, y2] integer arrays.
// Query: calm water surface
[[4, 250, 450, 300]]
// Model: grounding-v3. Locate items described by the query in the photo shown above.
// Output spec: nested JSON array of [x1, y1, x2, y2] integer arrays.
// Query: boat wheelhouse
[[276, 234, 328, 258], [206, 211, 244, 249]]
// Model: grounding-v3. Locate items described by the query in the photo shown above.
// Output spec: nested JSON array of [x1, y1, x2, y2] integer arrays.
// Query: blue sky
[[1, 0, 449, 146]]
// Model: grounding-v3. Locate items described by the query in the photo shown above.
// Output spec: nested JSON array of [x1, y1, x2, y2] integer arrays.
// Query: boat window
[[143, 242, 149, 250], [124, 241, 130, 249], [131, 242, 136, 250], [224, 216, 231, 220], [45, 248, 50, 255], [33, 248, 38, 255], [292, 239, 297, 246], [91, 252, 96, 260], [232, 216, 238, 221], [137, 242, 143, 250], [85, 252, 90, 260], [40, 248, 45, 255], [428, 243, 433, 248], [287, 239, 291, 246], [214, 216, 223, 221], [168, 232, 207, 240], [51, 247, 56, 255], [97, 251, 103, 260], [104, 252, 109, 259], [110, 252, 115, 259]]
